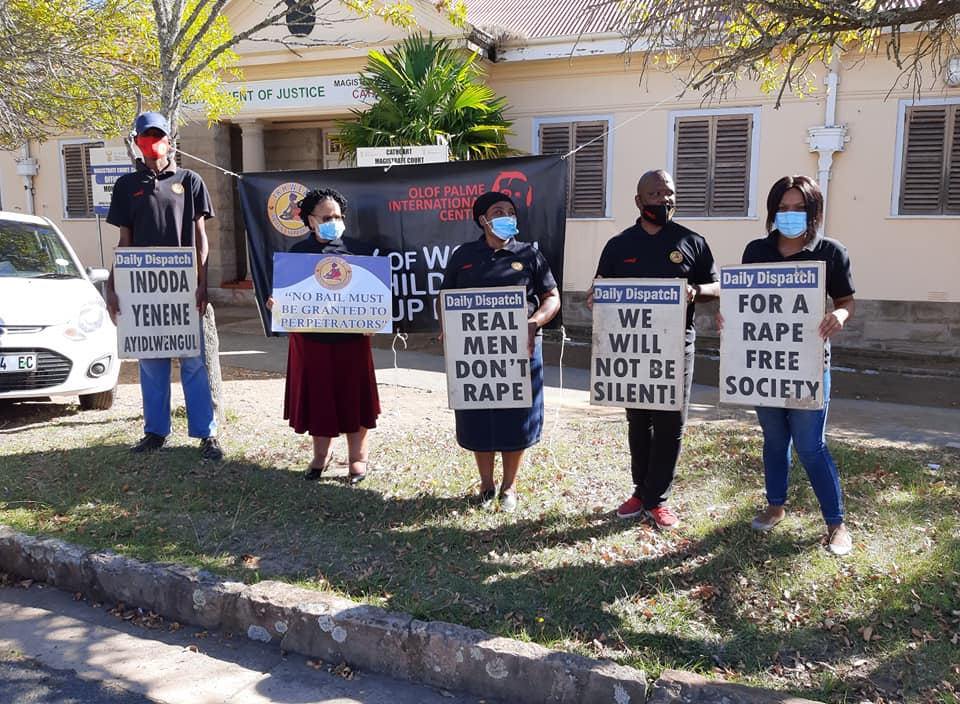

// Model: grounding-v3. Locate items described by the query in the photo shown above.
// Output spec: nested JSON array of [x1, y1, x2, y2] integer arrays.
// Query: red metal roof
[[466, 0, 636, 40]]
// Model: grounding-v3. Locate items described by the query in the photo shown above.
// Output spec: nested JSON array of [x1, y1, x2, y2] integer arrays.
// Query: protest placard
[[114, 247, 200, 359], [719, 261, 826, 409], [440, 286, 531, 410], [271, 253, 392, 334], [590, 278, 687, 410]]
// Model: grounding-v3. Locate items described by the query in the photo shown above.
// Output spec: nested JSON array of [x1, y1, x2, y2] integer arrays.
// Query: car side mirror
[[87, 267, 109, 283]]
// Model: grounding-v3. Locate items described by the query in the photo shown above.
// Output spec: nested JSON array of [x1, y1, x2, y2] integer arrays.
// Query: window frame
[[891, 97, 960, 218], [667, 106, 760, 220], [59, 139, 104, 220], [533, 114, 614, 220]]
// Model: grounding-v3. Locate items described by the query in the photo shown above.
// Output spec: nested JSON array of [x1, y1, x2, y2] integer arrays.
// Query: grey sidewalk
[[214, 307, 960, 449]]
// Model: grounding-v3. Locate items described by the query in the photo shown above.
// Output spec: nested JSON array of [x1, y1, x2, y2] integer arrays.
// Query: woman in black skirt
[[267, 188, 380, 483], [440, 191, 560, 511]]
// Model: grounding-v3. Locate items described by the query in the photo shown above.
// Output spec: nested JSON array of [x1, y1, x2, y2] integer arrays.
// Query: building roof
[[465, 0, 637, 40]]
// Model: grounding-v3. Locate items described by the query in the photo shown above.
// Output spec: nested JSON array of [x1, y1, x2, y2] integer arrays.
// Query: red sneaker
[[617, 496, 644, 519], [645, 505, 679, 530]]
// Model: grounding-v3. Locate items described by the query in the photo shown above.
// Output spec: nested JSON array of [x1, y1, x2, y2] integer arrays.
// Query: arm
[[105, 226, 133, 323], [527, 287, 561, 356], [820, 295, 855, 339], [194, 216, 211, 315], [688, 281, 719, 303]]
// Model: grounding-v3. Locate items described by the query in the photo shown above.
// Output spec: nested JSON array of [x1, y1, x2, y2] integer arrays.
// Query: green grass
[[1, 377, 958, 703]]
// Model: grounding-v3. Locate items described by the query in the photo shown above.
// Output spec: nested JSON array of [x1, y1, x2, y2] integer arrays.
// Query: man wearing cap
[[591, 169, 719, 529], [105, 111, 222, 461]]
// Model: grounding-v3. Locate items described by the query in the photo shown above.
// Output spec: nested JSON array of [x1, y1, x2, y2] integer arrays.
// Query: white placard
[[355, 145, 450, 167], [114, 247, 200, 359], [89, 147, 135, 216], [719, 262, 826, 409], [590, 278, 687, 410], [440, 286, 531, 410]]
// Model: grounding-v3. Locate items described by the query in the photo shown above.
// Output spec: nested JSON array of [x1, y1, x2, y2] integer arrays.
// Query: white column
[[237, 120, 265, 173]]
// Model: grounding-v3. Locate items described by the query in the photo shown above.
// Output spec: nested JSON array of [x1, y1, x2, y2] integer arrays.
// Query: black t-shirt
[[107, 163, 214, 247], [287, 235, 362, 343], [439, 235, 558, 326], [741, 232, 855, 366], [595, 219, 718, 345]]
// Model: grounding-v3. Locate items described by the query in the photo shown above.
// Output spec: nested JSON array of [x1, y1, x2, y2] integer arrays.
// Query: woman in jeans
[[741, 175, 856, 555]]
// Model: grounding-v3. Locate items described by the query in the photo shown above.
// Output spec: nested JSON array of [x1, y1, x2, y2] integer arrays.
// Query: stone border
[[0, 525, 646, 703]]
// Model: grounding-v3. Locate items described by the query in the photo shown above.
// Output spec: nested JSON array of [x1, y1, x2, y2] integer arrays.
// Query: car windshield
[[0, 220, 81, 279]]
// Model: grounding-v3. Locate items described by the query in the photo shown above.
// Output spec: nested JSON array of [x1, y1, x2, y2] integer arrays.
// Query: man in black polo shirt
[[105, 111, 222, 461], [592, 169, 719, 529]]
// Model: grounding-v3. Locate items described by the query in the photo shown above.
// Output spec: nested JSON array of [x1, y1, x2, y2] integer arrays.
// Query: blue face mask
[[775, 211, 807, 238], [317, 219, 345, 241], [489, 216, 519, 240]]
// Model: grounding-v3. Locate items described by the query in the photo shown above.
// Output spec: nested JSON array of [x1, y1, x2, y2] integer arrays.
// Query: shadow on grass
[[1, 430, 958, 702]]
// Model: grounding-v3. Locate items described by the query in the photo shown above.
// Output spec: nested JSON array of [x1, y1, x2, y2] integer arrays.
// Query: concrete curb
[[0, 525, 647, 703]]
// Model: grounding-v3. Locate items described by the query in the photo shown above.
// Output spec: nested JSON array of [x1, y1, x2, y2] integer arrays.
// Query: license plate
[[0, 353, 37, 373]]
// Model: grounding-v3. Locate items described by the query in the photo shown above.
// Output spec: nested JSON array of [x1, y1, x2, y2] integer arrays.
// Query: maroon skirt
[[284, 333, 380, 437]]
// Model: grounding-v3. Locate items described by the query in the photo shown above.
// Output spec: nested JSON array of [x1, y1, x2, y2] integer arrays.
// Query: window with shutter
[[899, 105, 960, 215], [537, 119, 608, 218], [62, 141, 103, 219], [674, 114, 751, 217]]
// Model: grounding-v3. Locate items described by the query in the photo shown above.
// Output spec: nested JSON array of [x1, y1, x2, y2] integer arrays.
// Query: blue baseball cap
[[134, 111, 170, 136]]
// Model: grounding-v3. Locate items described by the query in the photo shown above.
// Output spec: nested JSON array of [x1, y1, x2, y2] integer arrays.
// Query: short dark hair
[[765, 175, 823, 240], [298, 188, 348, 228]]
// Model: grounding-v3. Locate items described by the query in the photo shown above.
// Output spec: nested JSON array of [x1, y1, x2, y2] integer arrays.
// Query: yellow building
[[2, 0, 958, 357]]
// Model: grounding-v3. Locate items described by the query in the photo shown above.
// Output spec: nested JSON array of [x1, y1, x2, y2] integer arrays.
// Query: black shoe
[[348, 460, 368, 485], [304, 465, 325, 481], [131, 433, 165, 453], [199, 437, 223, 461]]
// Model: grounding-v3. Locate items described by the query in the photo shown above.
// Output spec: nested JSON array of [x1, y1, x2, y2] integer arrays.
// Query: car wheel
[[79, 388, 115, 410]]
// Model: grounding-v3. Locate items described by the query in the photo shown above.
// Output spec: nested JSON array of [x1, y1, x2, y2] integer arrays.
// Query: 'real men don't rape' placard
[[114, 247, 200, 359], [440, 286, 531, 410], [271, 253, 392, 334], [590, 278, 687, 410], [719, 261, 826, 409]]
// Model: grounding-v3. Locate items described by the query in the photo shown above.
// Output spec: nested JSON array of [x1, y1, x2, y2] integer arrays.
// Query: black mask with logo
[[641, 204, 675, 227]]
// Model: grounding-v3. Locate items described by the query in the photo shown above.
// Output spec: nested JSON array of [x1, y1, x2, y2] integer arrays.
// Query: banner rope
[[176, 147, 243, 179], [560, 89, 685, 159], [391, 332, 409, 369]]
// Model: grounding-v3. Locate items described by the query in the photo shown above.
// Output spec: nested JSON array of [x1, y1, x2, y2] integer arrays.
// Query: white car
[[0, 211, 119, 409]]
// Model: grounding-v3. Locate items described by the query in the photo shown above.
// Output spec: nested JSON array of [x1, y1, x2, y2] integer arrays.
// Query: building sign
[[225, 74, 372, 112], [89, 147, 135, 216], [440, 286, 532, 410], [271, 252, 392, 334], [114, 247, 200, 359], [719, 262, 826, 409], [356, 145, 450, 167], [590, 278, 687, 410]]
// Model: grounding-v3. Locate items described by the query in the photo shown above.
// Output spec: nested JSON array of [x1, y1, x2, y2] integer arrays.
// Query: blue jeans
[[754, 369, 844, 525], [139, 330, 216, 439]]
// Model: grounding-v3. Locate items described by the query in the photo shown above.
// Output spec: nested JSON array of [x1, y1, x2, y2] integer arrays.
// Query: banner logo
[[267, 182, 309, 237], [314, 256, 352, 290], [493, 170, 534, 208]]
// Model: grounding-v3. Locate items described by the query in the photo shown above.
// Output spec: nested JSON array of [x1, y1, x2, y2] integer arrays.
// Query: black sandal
[[348, 460, 368, 485], [304, 455, 333, 481]]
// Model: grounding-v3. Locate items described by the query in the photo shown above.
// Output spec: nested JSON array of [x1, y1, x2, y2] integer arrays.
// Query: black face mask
[[641, 204, 675, 226]]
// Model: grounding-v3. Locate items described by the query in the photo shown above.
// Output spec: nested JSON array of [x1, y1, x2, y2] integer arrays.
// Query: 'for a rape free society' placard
[[440, 286, 531, 410], [590, 278, 687, 410], [719, 261, 826, 409], [114, 247, 200, 359], [271, 253, 392, 334]]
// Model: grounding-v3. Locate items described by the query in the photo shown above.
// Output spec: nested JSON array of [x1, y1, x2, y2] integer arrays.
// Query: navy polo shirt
[[288, 235, 361, 343], [741, 232, 854, 299], [440, 235, 558, 323], [595, 219, 718, 344], [107, 163, 214, 247]]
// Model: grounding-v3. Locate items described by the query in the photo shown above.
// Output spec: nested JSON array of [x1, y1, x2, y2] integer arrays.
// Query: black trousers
[[626, 347, 695, 508]]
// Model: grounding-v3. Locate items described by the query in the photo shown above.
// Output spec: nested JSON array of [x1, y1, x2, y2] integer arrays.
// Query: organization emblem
[[314, 256, 352, 290], [171, 183, 185, 195], [268, 182, 310, 237], [669, 250, 685, 264]]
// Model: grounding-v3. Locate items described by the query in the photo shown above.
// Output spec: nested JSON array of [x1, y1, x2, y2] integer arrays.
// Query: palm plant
[[334, 33, 513, 161]]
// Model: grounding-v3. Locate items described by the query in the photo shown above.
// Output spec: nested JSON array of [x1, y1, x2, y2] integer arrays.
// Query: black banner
[[237, 155, 567, 334]]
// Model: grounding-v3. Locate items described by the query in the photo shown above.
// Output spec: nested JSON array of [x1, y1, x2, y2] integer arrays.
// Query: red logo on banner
[[492, 170, 533, 208]]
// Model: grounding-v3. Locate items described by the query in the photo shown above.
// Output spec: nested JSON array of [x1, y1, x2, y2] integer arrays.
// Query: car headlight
[[65, 300, 106, 340]]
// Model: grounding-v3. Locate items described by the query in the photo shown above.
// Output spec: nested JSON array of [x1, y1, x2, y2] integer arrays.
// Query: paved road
[[0, 585, 491, 704]]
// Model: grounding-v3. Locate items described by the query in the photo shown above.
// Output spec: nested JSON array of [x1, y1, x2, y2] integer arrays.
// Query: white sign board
[[719, 262, 826, 409], [590, 278, 687, 410], [114, 247, 200, 359], [355, 145, 450, 167], [224, 74, 372, 112], [89, 147, 135, 216], [271, 253, 393, 334], [440, 286, 532, 410]]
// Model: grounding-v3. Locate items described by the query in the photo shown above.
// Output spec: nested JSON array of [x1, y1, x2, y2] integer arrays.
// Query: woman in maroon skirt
[[267, 188, 380, 483]]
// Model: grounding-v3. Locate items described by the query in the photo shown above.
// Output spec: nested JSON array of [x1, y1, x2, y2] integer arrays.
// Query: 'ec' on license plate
[[0, 353, 37, 373]]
